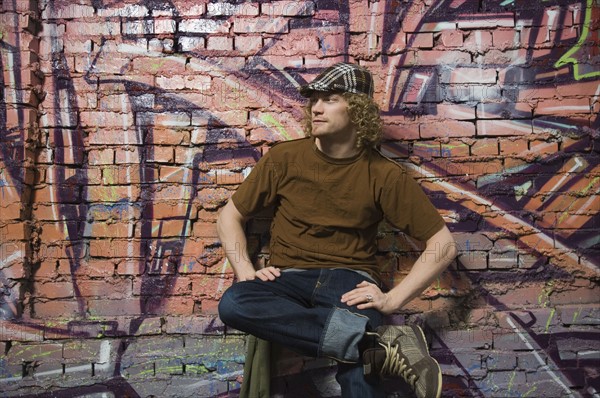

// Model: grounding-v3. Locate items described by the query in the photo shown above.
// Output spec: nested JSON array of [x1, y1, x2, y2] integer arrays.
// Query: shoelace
[[380, 342, 418, 387]]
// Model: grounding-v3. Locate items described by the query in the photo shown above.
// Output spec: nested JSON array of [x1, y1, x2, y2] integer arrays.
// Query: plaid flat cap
[[299, 62, 374, 98]]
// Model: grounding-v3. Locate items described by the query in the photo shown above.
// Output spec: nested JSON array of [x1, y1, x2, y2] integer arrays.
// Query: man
[[217, 62, 457, 398]]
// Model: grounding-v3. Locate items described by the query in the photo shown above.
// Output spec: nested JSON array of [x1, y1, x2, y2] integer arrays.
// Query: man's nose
[[312, 99, 323, 114]]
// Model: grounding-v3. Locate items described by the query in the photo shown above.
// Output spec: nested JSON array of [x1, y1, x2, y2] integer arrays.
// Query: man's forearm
[[386, 226, 457, 311], [216, 201, 256, 280]]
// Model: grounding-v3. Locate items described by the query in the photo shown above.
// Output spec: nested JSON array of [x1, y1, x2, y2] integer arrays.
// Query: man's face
[[309, 92, 355, 139]]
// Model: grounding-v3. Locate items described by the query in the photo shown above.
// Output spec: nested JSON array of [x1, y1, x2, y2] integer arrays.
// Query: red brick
[[37, 222, 69, 242], [411, 141, 440, 158], [412, 33, 434, 48], [206, 111, 249, 128], [116, 259, 145, 276], [262, 1, 313, 16], [233, 17, 289, 34], [441, 140, 470, 157], [77, 278, 132, 299], [34, 281, 74, 301], [130, 57, 187, 76], [8, 342, 64, 365], [192, 221, 218, 238], [102, 165, 155, 185], [458, 159, 504, 178], [383, 121, 420, 141], [493, 29, 520, 49], [39, 243, 81, 261], [144, 146, 173, 163], [88, 239, 117, 258], [3, 68, 42, 88], [3, 107, 37, 129], [235, 35, 263, 54], [414, 50, 471, 65], [157, 165, 184, 183], [88, 148, 114, 165], [0, 321, 44, 342], [34, 260, 59, 279], [62, 339, 104, 362], [139, 112, 190, 127], [87, 298, 142, 317], [179, 18, 231, 34], [87, 185, 141, 202], [133, 276, 191, 296], [81, 259, 116, 278], [87, 221, 131, 238], [55, 259, 75, 276], [114, 147, 141, 164], [190, 275, 228, 299], [528, 140, 559, 156], [80, 111, 134, 128], [450, 68, 497, 84], [0, 202, 22, 220], [64, 20, 120, 36], [556, 80, 600, 97], [434, 104, 476, 120], [479, 48, 523, 64], [207, 1, 258, 16], [150, 219, 190, 238], [458, 13, 515, 29], [270, 31, 320, 56], [499, 139, 529, 155], [32, 299, 83, 319], [144, 296, 194, 315], [207, 36, 233, 51], [42, 3, 95, 18], [476, 119, 533, 136], [534, 98, 590, 116], [420, 120, 475, 138], [458, 251, 488, 270], [199, 298, 220, 315], [471, 138, 499, 156], [196, 187, 232, 210], [177, 36, 206, 52], [549, 286, 600, 306], [164, 315, 224, 334], [156, 75, 187, 90], [439, 30, 464, 48]]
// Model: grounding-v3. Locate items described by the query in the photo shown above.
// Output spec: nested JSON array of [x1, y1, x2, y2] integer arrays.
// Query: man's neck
[[314, 136, 360, 159]]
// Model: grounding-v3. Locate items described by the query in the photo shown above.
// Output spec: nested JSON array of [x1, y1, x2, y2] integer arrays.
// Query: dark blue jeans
[[218, 268, 385, 398]]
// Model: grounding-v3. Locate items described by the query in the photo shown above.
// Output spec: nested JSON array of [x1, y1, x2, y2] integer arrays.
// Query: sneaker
[[363, 325, 442, 398]]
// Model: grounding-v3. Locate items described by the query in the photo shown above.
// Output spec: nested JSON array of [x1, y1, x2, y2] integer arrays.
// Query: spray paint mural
[[1, 0, 599, 396]]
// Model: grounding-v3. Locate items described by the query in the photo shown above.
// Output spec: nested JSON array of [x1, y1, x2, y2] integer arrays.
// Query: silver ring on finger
[[365, 294, 373, 303]]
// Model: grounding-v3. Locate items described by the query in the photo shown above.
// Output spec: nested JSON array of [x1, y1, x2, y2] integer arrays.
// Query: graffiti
[[555, 0, 600, 80], [1, 0, 598, 397]]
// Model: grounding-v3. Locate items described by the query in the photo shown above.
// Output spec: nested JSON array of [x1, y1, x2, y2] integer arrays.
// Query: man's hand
[[237, 266, 281, 282], [254, 266, 281, 281], [341, 281, 395, 315]]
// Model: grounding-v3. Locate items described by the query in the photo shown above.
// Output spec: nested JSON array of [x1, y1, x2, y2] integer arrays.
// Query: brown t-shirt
[[232, 137, 445, 281]]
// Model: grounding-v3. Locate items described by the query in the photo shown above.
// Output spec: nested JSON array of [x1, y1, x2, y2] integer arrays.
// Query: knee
[[218, 286, 242, 325]]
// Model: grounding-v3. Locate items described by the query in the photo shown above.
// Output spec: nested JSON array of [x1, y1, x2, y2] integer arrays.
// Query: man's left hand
[[341, 281, 395, 315]]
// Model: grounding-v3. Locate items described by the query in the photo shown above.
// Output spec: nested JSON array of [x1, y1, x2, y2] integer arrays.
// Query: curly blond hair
[[302, 92, 383, 149]]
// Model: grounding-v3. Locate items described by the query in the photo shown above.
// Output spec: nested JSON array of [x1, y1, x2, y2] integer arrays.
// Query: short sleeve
[[231, 151, 281, 217], [380, 169, 445, 242]]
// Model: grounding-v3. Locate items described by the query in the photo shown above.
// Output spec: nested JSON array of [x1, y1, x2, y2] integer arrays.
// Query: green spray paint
[[555, 0, 600, 80]]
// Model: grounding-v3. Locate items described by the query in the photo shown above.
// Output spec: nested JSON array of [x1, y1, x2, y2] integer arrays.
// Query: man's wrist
[[231, 262, 256, 281]]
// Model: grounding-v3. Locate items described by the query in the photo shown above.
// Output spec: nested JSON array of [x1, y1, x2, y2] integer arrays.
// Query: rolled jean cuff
[[319, 307, 369, 363]]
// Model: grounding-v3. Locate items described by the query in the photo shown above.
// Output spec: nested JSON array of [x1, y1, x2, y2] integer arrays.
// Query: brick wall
[[1, 0, 598, 397]]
